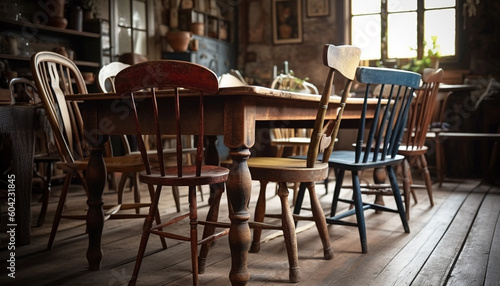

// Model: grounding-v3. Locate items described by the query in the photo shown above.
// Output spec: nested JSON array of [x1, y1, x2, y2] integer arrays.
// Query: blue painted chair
[[294, 66, 421, 254]]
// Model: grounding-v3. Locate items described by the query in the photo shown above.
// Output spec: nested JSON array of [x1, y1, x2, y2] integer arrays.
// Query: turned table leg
[[226, 148, 252, 285], [85, 143, 107, 271]]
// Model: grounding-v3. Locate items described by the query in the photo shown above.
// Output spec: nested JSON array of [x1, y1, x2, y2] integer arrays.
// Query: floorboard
[[0, 171, 499, 286]]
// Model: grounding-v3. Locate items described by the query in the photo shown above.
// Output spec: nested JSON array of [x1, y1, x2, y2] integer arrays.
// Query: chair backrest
[[114, 60, 219, 177], [355, 67, 422, 163], [403, 68, 444, 150], [307, 44, 361, 167], [9, 77, 39, 105], [30, 51, 88, 163], [97, 62, 130, 93]]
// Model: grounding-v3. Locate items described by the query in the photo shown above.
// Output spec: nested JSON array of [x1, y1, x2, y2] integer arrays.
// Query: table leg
[[85, 143, 107, 271], [226, 147, 252, 285]]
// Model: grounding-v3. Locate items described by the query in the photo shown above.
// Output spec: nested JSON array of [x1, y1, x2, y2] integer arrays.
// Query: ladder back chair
[[9, 77, 60, 226], [322, 67, 421, 254], [398, 68, 443, 218], [114, 60, 229, 286], [221, 44, 361, 282], [30, 51, 160, 250]]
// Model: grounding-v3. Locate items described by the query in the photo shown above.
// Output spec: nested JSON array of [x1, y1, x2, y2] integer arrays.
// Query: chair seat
[[56, 154, 146, 173], [397, 144, 428, 156], [140, 165, 229, 186], [222, 157, 329, 183], [328, 150, 405, 171], [271, 137, 311, 146]]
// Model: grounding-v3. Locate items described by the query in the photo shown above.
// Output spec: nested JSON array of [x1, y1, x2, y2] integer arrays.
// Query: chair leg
[[198, 182, 224, 274], [37, 161, 53, 227], [330, 169, 345, 216], [146, 183, 167, 249], [401, 159, 412, 221], [132, 173, 141, 213], [417, 154, 434, 206], [47, 172, 72, 250], [129, 185, 164, 286], [188, 185, 199, 285], [250, 180, 268, 253], [117, 173, 127, 204], [277, 182, 300, 283], [306, 181, 333, 260], [292, 182, 307, 218], [351, 171, 368, 254], [172, 186, 181, 213], [386, 166, 410, 234]]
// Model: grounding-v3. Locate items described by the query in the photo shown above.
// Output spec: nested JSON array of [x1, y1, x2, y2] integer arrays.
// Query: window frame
[[346, 0, 467, 69], [110, 0, 156, 60]]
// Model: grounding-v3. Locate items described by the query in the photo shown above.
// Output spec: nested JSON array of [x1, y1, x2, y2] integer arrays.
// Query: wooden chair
[[320, 67, 421, 254], [398, 68, 444, 218], [97, 61, 130, 93], [9, 77, 60, 227], [114, 60, 229, 286], [98, 61, 202, 212], [222, 44, 361, 282], [30, 51, 161, 250]]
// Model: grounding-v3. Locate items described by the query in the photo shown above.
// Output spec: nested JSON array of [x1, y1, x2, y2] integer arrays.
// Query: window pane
[[352, 0, 380, 15], [133, 0, 146, 29], [425, 0, 455, 9], [352, 15, 381, 60], [116, 27, 131, 55], [117, 0, 131, 27], [387, 0, 417, 12], [425, 9, 455, 56], [133, 30, 147, 55], [388, 12, 418, 58]]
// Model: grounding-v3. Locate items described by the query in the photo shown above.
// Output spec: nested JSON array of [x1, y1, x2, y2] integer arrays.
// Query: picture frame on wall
[[306, 0, 329, 17], [272, 0, 302, 44]]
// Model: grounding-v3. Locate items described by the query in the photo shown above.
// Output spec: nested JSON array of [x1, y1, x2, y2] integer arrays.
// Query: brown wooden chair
[[98, 61, 202, 212], [9, 77, 60, 227], [114, 60, 229, 286], [398, 68, 444, 218], [30, 51, 162, 250], [221, 44, 361, 282]]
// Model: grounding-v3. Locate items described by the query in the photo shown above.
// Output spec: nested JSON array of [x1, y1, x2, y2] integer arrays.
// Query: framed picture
[[272, 0, 302, 44], [306, 0, 330, 17]]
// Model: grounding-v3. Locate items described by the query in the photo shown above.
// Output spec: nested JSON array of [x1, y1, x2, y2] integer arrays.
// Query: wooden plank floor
[[0, 170, 499, 285]]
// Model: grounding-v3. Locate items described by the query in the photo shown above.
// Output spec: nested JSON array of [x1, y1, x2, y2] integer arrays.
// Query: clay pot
[[166, 31, 192, 52], [190, 22, 204, 36], [47, 0, 67, 29]]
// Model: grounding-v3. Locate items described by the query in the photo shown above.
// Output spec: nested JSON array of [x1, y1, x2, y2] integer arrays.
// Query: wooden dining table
[[68, 85, 378, 285]]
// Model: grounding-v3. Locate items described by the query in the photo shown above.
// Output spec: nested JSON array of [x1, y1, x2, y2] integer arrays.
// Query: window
[[350, 0, 456, 61], [112, 0, 153, 59]]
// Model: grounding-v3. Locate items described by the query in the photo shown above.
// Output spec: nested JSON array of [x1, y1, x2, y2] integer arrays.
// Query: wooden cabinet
[[0, 18, 108, 91]]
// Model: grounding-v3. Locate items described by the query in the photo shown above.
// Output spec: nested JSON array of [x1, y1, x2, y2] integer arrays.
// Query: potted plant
[[402, 36, 441, 73]]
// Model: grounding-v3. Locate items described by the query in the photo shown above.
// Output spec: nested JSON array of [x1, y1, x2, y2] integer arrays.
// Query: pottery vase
[[47, 0, 67, 29], [166, 31, 192, 52]]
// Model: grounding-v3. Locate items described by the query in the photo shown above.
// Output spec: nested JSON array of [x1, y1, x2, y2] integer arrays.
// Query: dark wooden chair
[[114, 60, 229, 286], [312, 66, 421, 254], [9, 77, 60, 227], [98, 61, 203, 212], [222, 44, 361, 282], [30, 51, 159, 249], [398, 68, 444, 218]]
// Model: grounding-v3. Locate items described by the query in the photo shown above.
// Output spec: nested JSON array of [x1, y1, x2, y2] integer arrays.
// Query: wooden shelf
[[0, 19, 100, 39]]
